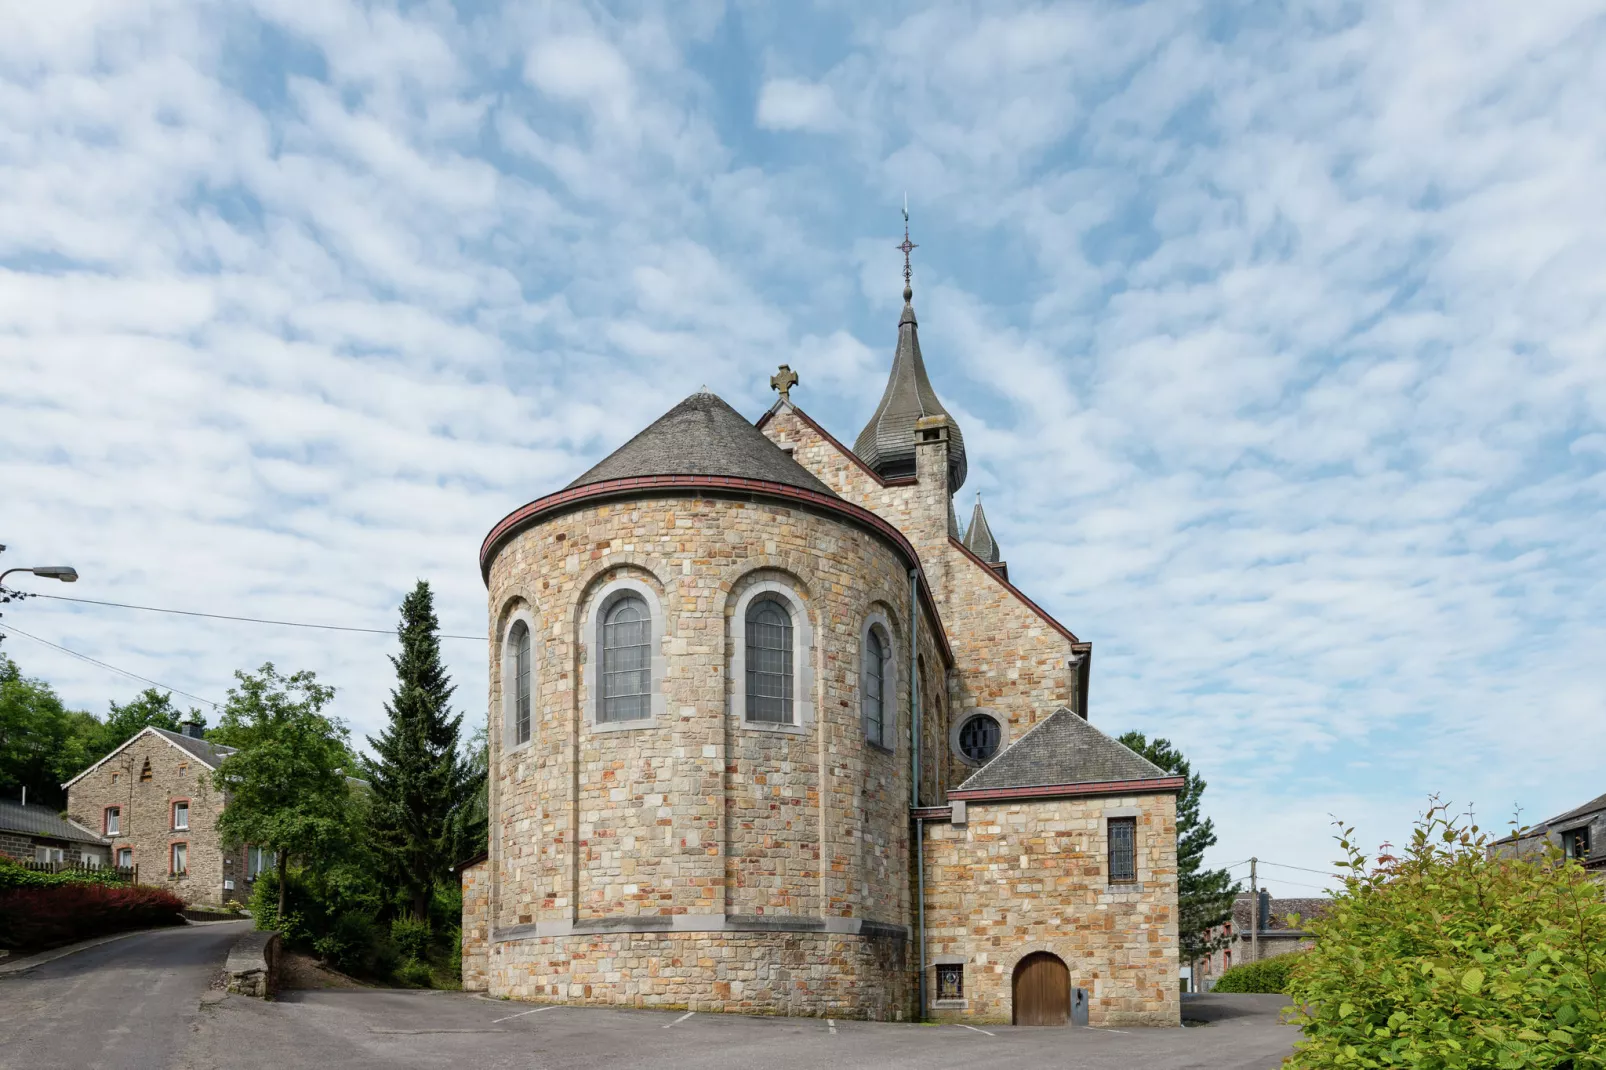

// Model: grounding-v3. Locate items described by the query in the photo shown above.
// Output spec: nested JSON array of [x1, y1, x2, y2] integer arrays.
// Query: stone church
[[461, 257, 1184, 1027]]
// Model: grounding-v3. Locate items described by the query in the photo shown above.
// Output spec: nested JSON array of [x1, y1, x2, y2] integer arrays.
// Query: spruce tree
[[368, 581, 476, 922], [1117, 732, 1241, 975]]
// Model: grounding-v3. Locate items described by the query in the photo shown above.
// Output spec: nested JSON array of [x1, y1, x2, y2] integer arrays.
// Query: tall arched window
[[745, 598, 794, 724], [863, 627, 887, 747], [601, 595, 651, 722], [509, 620, 532, 745]]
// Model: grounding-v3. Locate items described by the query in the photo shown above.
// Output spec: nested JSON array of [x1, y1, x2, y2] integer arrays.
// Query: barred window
[[1108, 817, 1137, 883], [509, 620, 533, 744], [601, 595, 652, 722], [863, 627, 887, 746], [745, 598, 794, 724], [936, 963, 964, 1000]]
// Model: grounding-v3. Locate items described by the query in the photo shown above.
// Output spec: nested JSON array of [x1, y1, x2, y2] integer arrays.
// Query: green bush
[[314, 913, 380, 974], [395, 957, 433, 987], [390, 917, 430, 961], [1285, 803, 1606, 1069], [1211, 953, 1302, 994], [0, 856, 131, 890]]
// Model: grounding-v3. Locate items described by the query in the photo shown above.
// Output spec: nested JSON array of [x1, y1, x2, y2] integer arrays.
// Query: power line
[[1255, 875, 1334, 892], [1260, 859, 1339, 877], [0, 622, 221, 709], [24, 592, 488, 641]]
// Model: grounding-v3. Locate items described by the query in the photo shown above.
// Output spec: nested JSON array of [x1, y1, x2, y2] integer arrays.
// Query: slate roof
[[852, 290, 968, 490], [955, 707, 1170, 792], [151, 727, 236, 768], [1540, 791, 1606, 828], [0, 799, 108, 846], [962, 495, 1001, 563], [1232, 894, 1331, 933], [566, 391, 837, 497]]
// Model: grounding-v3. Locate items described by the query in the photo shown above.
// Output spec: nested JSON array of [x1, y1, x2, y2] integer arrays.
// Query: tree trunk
[[277, 848, 288, 918], [412, 884, 429, 923]]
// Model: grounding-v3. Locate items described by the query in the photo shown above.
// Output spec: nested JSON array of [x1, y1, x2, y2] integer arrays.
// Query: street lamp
[[0, 565, 79, 585]]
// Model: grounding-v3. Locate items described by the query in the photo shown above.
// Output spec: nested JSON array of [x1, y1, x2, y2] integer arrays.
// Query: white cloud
[[755, 78, 841, 133]]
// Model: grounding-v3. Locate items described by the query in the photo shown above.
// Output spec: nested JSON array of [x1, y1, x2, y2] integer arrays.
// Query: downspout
[[909, 567, 926, 1020]]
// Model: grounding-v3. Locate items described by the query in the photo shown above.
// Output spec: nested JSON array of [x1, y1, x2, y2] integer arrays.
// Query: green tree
[[1287, 804, 1606, 1067], [211, 663, 353, 917], [0, 655, 101, 809], [366, 581, 478, 921], [99, 688, 201, 756], [1117, 732, 1240, 972]]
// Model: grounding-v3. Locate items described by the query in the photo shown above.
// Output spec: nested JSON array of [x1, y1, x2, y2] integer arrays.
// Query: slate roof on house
[[151, 727, 236, 768], [955, 707, 1170, 792], [852, 288, 968, 490], [1540, 791, 1606, 828], [0, 799, 108, 846], [566, 391, 837, 497], [1232, 894, 1331, 934]]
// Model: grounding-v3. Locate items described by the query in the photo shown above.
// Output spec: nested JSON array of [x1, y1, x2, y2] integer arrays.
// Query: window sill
[[865, 739, 896, 756], [502, 738, 535, 758], [932, 999, 968, 1010], [1106, 881, 1144, 893], [589, 717, 659, 734], [740, 720, 805, 736]]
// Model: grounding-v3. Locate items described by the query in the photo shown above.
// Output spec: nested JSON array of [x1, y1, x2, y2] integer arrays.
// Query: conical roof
[[852, 291, 968, 489], [962, 494, 1000, 563], [566, 391, 837, 497]]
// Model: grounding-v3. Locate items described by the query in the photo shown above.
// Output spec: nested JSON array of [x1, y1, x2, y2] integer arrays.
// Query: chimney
[[183, 720, 206, 740], [1258, 889, 1271, 932]]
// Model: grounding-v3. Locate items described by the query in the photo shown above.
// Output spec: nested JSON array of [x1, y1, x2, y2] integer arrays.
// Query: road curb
[[0, 919, 248, 977]]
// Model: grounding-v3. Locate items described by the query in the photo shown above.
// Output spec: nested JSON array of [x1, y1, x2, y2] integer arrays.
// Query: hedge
[[0, 881, 185, 951], [1211, 952, 1303, 993], [0, 856, 130, 890]]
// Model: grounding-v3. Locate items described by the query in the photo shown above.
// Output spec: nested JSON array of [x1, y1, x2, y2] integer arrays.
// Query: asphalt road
[[0, 925, 1298, 1070], [0, 920, 250, 1070]]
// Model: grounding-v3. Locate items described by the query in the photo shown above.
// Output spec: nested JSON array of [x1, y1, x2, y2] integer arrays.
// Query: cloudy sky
[[3, 0, 1603, 892]]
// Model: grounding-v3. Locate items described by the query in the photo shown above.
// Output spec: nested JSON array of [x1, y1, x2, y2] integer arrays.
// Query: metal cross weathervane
[[898, 198, 918, 290], [770, 364, 799, 401]]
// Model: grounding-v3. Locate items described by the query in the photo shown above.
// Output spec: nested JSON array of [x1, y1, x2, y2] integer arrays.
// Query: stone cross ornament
[[770, 364, 798, 401]]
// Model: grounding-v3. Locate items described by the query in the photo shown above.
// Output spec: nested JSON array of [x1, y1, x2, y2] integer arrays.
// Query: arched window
[[601, 595, 651, 722], [863, 626, 887, 747], [509, 620, 532, 745], [745, 598, 794, 724]]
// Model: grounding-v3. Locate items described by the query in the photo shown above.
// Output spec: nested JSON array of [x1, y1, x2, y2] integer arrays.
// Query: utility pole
[[1249, 857, 1259, 963]]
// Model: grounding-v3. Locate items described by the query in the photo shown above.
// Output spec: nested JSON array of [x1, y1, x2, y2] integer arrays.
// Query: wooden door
[[1012, 952, 1070, 1026]]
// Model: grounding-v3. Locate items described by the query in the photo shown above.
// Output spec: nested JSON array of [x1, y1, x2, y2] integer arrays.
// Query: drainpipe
[[909, 567, 926, 1020]]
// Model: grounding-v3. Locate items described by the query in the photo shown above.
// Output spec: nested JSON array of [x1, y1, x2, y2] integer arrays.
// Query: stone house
[[1489, 790, 1605, 873], [462, 263, 1184, 1026], [1195, 892, 1328, 990], [62, 725, 270, 905], [0, 797, 111, 867]]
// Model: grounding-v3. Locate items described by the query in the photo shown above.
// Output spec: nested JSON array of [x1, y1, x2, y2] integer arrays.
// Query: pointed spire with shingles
[[963, 493, 1000, 563], [852, 229, 968, 489]]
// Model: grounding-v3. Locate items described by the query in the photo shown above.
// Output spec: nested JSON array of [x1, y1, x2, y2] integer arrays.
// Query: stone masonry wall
[[487, 929, 909, 1019], [461, 859, 490, 991], [921, 793, 1180, 1027], [482, 491, 942, 1014], [66, 731, 235, 905]]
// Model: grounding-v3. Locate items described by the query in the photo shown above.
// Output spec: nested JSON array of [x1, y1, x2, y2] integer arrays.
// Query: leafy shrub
[[1285, 803, 1606, 1069], [0, 856, 130, 890], [0, 882, 184, 950], [391, 917, 430, 961], [1212, 952, 1302, 993], [395, 957, 433, 987], [314, 913, 381, 974]]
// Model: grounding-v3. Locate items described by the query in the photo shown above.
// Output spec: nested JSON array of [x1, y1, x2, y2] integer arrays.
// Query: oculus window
[[957, 714, 1001, 764]]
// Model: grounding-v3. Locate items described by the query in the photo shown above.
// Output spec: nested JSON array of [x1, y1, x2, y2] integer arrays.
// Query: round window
[[958, 714, 1001, 763]]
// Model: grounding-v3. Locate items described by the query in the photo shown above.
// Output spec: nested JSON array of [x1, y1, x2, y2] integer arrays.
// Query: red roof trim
[[758, 403, 894, 487], [480, 474, 954, 664], [949, 536, 1081, 645], [946, 776, 1186, 804]]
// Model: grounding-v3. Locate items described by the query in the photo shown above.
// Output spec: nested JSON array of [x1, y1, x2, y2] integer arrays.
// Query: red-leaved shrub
[[0, 883, 186, 951]]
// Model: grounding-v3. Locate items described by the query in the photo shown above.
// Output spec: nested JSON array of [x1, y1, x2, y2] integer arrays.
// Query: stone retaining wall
[[225, 929, 280, 998]]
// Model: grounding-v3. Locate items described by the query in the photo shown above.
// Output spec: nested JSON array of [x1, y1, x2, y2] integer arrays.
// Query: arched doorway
[[1012, 952, 1070, 1026]]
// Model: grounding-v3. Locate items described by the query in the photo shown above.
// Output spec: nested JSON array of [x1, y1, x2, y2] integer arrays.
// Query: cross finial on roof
[[770, 363, 798, 401], [898, 195, 917, 301]]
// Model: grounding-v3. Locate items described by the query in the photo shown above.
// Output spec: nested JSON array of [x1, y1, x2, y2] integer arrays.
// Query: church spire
[[962, 493, 1001, 563], [851, 209, 968, 489]]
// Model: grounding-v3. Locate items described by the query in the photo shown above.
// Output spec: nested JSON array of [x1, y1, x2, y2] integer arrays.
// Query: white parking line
[[828, 1019, 837, 1034], [664, 1011, 696, 1028], [491, 1005, 559, 1024], [960, 1024, 996, 1036]]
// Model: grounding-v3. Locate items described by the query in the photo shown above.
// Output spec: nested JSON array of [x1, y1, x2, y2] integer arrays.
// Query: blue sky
[[3, 0, 1604, 895]]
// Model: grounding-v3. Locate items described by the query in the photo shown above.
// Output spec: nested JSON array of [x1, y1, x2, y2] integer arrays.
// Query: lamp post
[[0, 565, 79, 586]]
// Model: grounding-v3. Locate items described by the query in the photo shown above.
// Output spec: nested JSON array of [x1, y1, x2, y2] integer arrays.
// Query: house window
[[745, 598, 794, 724], [509, 620, 533, 744], [1108, 817, 1137, 882], [247, 846, 274, 879], [863, 625, 889, 747], [170, 842, 188, 876], [139, 759, 152, 782], [1223, 950, 1231, 970], [105, 807, 121, 836], [1563, 827, 1591, 861], [958, 714, 1001, 763], [83, 853, 103, 870], [936, 964, 964, 1001], [172, 801, 189, 831], [117, 848, 133, 868], [34, 846, 65, 864], [601, 595, 652, 722]]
